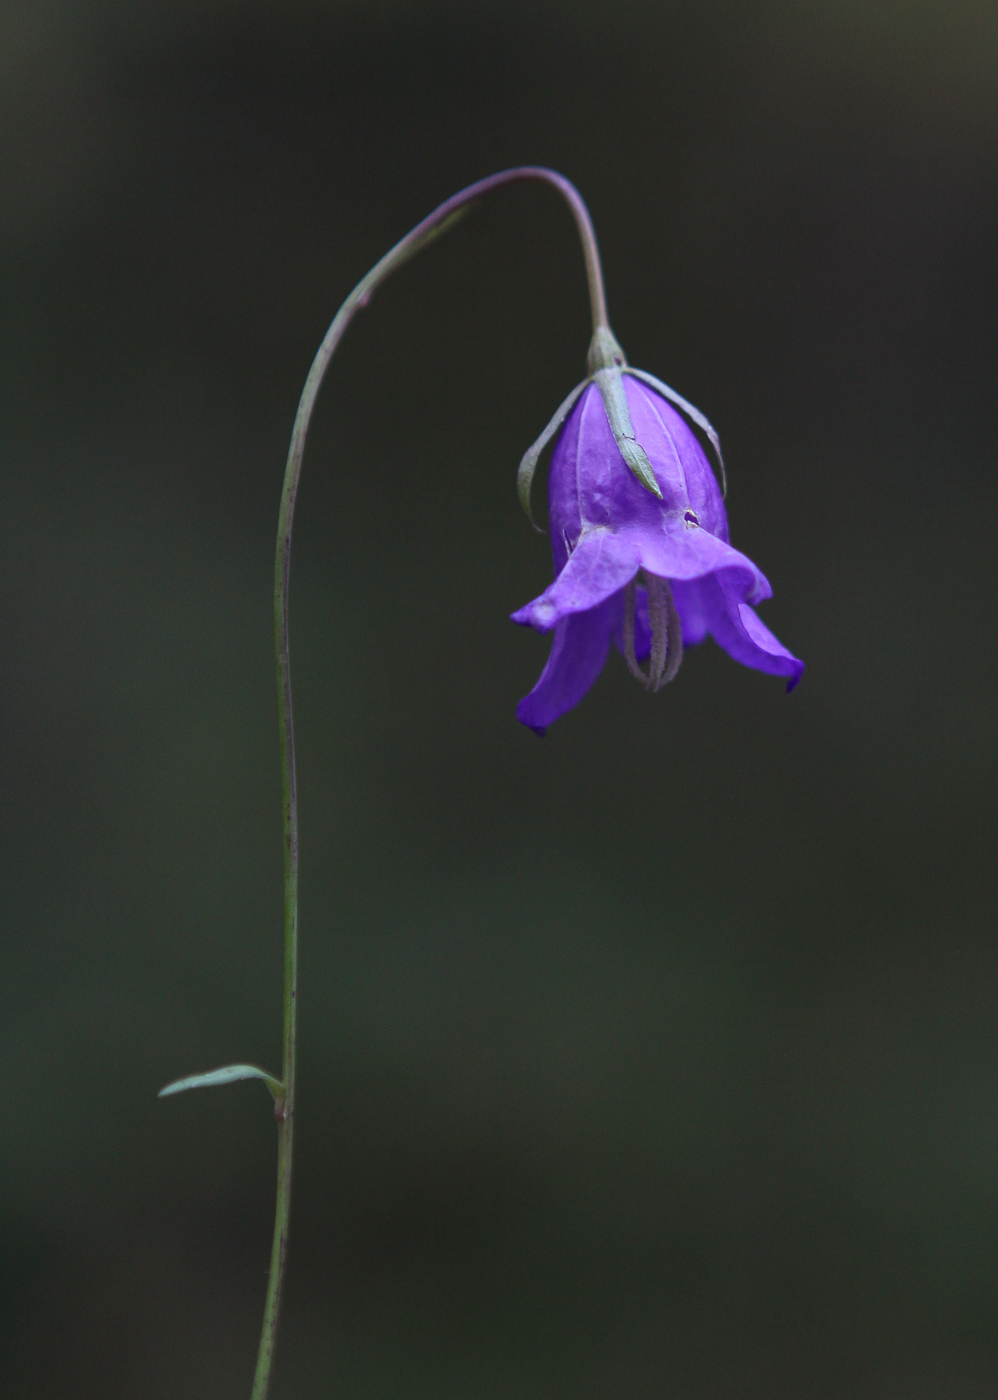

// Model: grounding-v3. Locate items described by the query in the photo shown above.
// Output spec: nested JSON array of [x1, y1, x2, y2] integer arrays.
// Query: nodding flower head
[[512, 327, 803, 734]]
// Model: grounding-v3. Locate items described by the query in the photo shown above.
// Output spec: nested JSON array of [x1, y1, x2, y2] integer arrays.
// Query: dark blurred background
[[2, 2, 997, 1395]]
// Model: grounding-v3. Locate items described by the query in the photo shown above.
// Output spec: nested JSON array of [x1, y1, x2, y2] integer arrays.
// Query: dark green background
[[2, 2, 997, 1395]]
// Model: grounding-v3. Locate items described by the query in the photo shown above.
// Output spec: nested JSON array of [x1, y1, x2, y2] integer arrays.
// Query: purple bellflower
[[512, 327, 803, 733]]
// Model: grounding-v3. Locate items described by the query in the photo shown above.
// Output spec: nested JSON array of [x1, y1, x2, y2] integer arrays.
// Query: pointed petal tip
[[515, 695, 548, 735], [510, 599, 558, 632], [510, 604, 547, 631]]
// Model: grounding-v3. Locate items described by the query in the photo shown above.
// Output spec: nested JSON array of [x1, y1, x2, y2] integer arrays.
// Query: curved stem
[[251, 167, 608, 1400]]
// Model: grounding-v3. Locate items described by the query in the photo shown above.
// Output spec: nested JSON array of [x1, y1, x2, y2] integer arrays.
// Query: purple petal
[[512, 521, 769, 634], [548, 379, 731, 554], [625, 368, 727, 506], [511, 528, 637, 632], [668, 576, 712, 646], [625, 379, 729, 541], [515, 595, 620, 734], [632, 522, 771, 606], [671, 576, 804, 690]]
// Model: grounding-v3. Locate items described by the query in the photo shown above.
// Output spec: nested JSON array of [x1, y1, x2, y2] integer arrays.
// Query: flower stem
[[252, 167, 607, 1400]]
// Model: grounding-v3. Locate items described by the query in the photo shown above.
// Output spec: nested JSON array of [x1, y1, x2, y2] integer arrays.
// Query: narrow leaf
[[158, 1064, 283, 1100]]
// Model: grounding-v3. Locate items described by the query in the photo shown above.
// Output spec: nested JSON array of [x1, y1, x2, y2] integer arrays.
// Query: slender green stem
[[250, 167, 608, 1400]]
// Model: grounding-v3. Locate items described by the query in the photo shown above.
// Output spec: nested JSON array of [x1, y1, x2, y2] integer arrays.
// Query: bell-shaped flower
[[512, 328, 803, 734]]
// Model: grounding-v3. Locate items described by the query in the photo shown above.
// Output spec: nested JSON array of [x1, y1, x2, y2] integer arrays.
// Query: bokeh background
[[2, 2, 997, 1395]]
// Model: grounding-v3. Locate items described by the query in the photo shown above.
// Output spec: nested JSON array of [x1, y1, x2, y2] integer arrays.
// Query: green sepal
[[517, 378, 591, 529], [624, 367, 727, 498], [158, 1064, 284, 1101], [592, 367, 663, 499]]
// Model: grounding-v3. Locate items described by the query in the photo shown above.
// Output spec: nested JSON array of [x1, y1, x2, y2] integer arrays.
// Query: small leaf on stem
[[158, 1064, 284, 1101]]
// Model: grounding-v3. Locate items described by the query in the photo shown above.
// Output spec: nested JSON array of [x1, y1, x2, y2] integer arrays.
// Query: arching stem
[[251, 167, 610, 1400]]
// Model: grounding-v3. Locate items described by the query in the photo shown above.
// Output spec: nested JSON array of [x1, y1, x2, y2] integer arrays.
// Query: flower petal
[[668, 576, 713, 645], [671, 576, 804, 690], [624, 367, 726, 498], [511, 527, 638, 632], [512, 519, 771, 634], [634, 522, 772, 606], [624, 380, 729, 542], [515, 596, 620, 734]]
